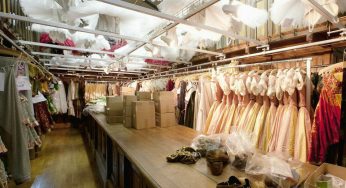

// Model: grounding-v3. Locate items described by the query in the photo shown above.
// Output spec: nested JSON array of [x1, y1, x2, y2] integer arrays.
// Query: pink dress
[[260, 97, 278, 152], [253, 95, 270, 147], [275, 91, 298, 157], [268, 96, 286, 152], [204, 81, 223, 134], [223, 93, 238, 133]]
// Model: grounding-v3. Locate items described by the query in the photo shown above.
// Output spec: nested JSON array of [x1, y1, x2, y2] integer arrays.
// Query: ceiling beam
[[17, 40, 191, 64], [0, 12, 222, 57], [98, 0, 263, 45]]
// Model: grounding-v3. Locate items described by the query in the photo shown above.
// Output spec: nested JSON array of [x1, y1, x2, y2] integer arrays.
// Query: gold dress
[[208, 95, 227, 134], [223, 93, 238, 134], [218, 93, 233, 133], [260, 97, 278, 152], [294, 85, 311, 162], [253, 95, 270, 147]]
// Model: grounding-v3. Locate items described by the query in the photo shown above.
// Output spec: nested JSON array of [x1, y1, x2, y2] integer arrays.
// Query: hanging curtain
[[0, 57, 31, 183]]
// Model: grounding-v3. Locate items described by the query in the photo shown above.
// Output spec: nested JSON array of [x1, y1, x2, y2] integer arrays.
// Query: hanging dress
[[196, 76, 213, 132], [260, 70, 278, 151], [309, 70, 342, 164], [244, 72, 263, 133], [253, 71, 270, 147], [268, 69, 286, 152], [204, 80, 223, 134]]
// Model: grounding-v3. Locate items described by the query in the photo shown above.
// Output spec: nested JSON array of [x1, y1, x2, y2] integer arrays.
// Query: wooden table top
[[89, 112, 317, 188]]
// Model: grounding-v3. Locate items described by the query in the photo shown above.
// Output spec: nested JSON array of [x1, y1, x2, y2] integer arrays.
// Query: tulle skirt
[[237, 100, 255, 131], [244, 102, 262, 133], [207, 101, 226, 134]]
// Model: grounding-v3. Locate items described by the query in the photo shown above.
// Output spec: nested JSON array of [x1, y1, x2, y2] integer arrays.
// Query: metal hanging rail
[[144, 36, 346, 78], [0, 12, 223, 57], [143, 57, 312, 111], [98, 0, 263, 45], [17, 40, 191, 64], [48, 67, 144, 75], [35, 52, 171, 69]]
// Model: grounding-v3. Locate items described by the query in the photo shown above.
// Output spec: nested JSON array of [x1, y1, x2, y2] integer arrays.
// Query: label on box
[[16, 76, 31, 91], [0, 73, 4, 91]]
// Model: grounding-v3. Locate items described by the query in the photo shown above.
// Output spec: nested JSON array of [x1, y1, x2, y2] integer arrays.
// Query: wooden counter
[[84, 112, 317, 188]]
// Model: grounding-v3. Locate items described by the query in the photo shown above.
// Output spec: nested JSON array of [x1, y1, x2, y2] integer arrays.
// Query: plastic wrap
[[245, 152, 300, 187], [191, 134, 226, 157], [225, 132, 255, 171]]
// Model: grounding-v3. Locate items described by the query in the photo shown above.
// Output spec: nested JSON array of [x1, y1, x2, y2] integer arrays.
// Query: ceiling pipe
[[34, 52, 171, 68]]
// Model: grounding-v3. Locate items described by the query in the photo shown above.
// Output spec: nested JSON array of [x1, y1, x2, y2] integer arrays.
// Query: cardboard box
[[304, 163, 346, 188], [123, 116, 132, 128], [106, 115, 123, 124], [153, 91, 174, 101], [121, 87, 135, 95], [106, 107, 123, 116], [123, 106, 132, 116], [106, 101, 123, 113], [155, 100, 175, 113], [137, 92, 152, 101], [123, 95, 137, 106], [155, 112, 176, 127], [106, 96, 122, 105], [132, 101, 155, 129]]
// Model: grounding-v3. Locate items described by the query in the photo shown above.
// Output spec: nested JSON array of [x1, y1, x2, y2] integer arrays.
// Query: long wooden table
[[84, 112, 317, 188]]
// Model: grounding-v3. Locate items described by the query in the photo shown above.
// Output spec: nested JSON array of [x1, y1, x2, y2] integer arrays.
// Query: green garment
[[0, 57, 31, 183]]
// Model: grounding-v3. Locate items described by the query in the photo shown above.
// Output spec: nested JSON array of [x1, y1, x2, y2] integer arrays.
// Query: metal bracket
[[256, 44, 270, 52]]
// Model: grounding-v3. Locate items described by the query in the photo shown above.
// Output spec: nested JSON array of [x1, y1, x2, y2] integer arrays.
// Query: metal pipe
[[145, 36, 346, 78], [48, 67, 144, 75], [98, 0, 263, 45], [0, 12, 223, 56], [35, 52, 171, 68], [18, 40, 191, 64]]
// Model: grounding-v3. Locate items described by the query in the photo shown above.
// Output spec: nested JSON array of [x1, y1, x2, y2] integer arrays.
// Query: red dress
[[308, 72, 342, 163]]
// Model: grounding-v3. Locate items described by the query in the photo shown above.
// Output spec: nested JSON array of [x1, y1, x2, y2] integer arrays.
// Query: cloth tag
[[0, 73, 4, 91], [16, 76, 31, 91]]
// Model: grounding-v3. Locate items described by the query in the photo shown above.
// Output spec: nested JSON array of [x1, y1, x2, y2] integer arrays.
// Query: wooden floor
[[11, 127, 100, 188]]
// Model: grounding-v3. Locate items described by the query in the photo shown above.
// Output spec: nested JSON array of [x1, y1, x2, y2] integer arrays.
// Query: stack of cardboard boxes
[[123, 95, 137, 128], [105, 96, 123, 124], [153, 91, 176, 127]]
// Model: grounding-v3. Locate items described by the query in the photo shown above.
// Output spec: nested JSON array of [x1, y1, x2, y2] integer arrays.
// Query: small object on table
[[217, 176, 251, 188], [166, 146, 201, 164], [206, 149, 229, 176]]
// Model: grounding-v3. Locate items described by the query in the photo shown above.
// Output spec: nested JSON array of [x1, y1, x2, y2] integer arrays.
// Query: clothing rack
[[143, 57, 313, 112]]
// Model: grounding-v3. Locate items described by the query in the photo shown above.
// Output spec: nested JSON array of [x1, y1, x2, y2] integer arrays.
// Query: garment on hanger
[[52, 81, 68, 114], [195, 76, 213, 132], [184, 91, 196, 128], [166, 79, 175, 91], [0, 57, 31, 183], [177, 81, 187, 125], [309, 69, 343, 164]]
